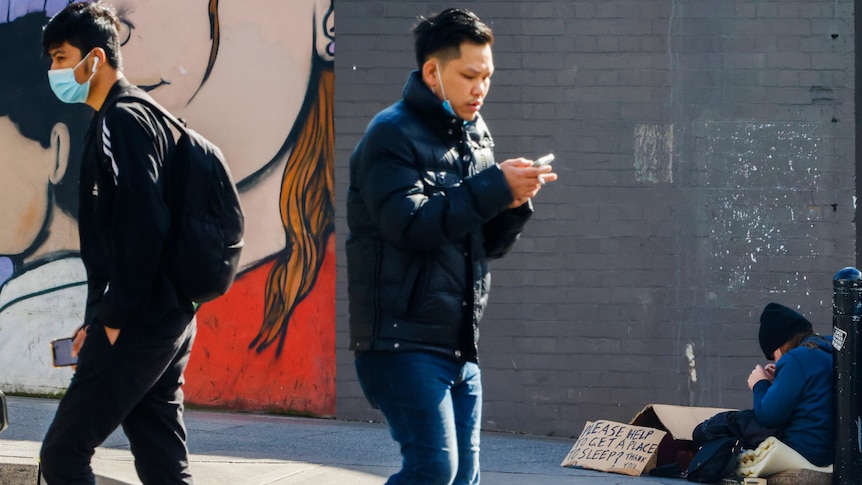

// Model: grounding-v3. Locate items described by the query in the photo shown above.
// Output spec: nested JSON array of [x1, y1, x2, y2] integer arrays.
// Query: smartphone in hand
[[51, 337, 77, 367], [532, 154, 555, 167]]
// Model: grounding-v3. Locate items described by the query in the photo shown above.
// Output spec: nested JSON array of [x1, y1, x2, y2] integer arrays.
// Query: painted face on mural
[[110, 0, 333, 185], [110, 0, 212, 109], [0, 117, 62, 255], [0, 10, 88, 266], [179, 0, 331, 183]]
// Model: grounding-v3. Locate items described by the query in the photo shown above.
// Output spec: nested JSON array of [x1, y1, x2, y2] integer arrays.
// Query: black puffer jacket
[[346, 71, 531, 362]]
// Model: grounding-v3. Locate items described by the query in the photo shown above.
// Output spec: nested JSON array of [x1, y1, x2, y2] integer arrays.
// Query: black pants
[[40, 314, 196, 485]]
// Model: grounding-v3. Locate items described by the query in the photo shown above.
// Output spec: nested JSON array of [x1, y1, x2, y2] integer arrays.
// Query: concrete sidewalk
[[0, 396, 689, 484]]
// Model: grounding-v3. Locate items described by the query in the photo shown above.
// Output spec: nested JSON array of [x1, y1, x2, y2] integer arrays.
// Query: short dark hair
[[1, 12, 89, 220], [41, 2, 123, 69], [412, 8, 494, 69]]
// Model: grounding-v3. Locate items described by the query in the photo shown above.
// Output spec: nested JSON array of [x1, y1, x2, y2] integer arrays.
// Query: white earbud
[[435, 62, 447, 101], [92, 57, 99, 72]]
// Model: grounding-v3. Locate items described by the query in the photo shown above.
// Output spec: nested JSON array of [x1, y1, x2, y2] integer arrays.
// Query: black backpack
[[685, 436, 743, 483], [692, 409, 780, 450], [101, 89, 245, 303]]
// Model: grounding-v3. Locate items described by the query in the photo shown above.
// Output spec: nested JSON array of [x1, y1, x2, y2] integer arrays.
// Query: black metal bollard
[[0, 389, 7, 433], [833, 267, 862, 484]]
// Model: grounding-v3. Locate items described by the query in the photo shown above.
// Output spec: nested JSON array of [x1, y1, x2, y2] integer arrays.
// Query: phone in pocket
[[51, 337, 77, 367]]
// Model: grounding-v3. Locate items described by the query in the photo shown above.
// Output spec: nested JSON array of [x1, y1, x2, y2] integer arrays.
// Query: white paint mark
[[634, 124, 674, 184], [685, 342, 697, 384]]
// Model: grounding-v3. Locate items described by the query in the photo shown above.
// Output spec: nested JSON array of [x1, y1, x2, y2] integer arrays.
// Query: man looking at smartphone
[[39, 3, 196, 483], [346, 8, 556, 484]]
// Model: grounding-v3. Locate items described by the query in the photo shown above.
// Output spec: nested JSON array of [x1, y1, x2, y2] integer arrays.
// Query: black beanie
[[758, 303, 813, 360]]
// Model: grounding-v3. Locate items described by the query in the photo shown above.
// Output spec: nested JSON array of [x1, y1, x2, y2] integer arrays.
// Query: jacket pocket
[[395, 257, 425, 316]]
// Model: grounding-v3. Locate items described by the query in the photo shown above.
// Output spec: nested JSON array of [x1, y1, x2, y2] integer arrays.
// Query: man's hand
[[68, 326, 88, 371], [71, 326, 87, 358], [747, 364, 772, 390], [104, 326, 120, 346], [499, 158, 557, 208]]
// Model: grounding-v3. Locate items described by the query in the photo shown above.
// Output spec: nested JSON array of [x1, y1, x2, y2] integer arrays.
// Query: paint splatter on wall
[[697, 121, 830, 292]]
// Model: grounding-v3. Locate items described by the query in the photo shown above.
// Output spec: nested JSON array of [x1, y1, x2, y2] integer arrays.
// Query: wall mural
[[0, 0, 336, 416]]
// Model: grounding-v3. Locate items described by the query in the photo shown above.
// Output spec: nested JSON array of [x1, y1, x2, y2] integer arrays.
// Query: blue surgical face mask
[[435, 62, 458, 118], [48, 51, 98, 104], [442, 100, 456, 117]]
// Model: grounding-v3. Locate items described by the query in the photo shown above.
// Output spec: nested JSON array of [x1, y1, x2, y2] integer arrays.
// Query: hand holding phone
[[51, 337, 78, 367], [532, 153, 555, 167]]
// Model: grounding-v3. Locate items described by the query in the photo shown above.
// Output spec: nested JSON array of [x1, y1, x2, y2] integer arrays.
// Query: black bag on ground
[[685, 436, 742, 483], [102, 89, 245, 303], [693, 409, 779, 450]]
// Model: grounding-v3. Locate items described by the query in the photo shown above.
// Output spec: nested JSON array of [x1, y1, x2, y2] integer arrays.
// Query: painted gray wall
[[334, 0, 855, 438]]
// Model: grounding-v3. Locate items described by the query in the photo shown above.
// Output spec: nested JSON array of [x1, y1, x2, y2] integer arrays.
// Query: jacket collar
[[402, 70, 478, 138], [96, 78, 134, 117]]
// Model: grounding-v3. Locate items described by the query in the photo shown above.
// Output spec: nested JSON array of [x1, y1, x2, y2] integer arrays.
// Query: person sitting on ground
[[746, 302, 834, 467]]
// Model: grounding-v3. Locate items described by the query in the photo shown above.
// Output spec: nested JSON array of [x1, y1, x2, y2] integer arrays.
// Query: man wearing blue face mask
[[347, 8, 558, 485], [39, 3, 196, 484], [47, 49, 99, 104]]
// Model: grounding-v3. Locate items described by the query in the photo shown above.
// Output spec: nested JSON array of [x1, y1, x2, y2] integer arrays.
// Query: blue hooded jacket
[[752, 335, 833, 466]]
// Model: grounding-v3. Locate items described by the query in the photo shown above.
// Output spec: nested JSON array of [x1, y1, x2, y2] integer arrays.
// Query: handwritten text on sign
[[560, 420, 666, 476]]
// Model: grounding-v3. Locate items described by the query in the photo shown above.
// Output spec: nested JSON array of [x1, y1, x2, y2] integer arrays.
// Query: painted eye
[[118, 19, 133, 46]]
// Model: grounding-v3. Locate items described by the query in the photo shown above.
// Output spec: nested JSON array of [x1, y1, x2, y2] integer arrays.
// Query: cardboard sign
[[561, 420, 666, 476]]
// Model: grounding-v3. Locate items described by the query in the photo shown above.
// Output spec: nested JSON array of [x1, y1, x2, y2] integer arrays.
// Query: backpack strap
[[95, 86, 181, 172], [96, 87, 188, 213]]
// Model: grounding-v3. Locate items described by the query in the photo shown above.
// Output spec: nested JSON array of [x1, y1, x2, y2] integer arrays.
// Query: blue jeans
[[355, 351, 482, 485]]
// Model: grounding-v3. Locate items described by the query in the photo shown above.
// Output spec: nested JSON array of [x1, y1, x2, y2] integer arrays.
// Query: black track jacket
[[78, 80, 191, 330]]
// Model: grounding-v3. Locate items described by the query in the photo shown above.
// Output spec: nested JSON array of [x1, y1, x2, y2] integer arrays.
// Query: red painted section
[[184, 236, 336, 416]]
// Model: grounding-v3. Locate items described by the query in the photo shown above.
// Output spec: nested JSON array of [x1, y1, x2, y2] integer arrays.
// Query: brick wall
[[334, 0, 855, 438]]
